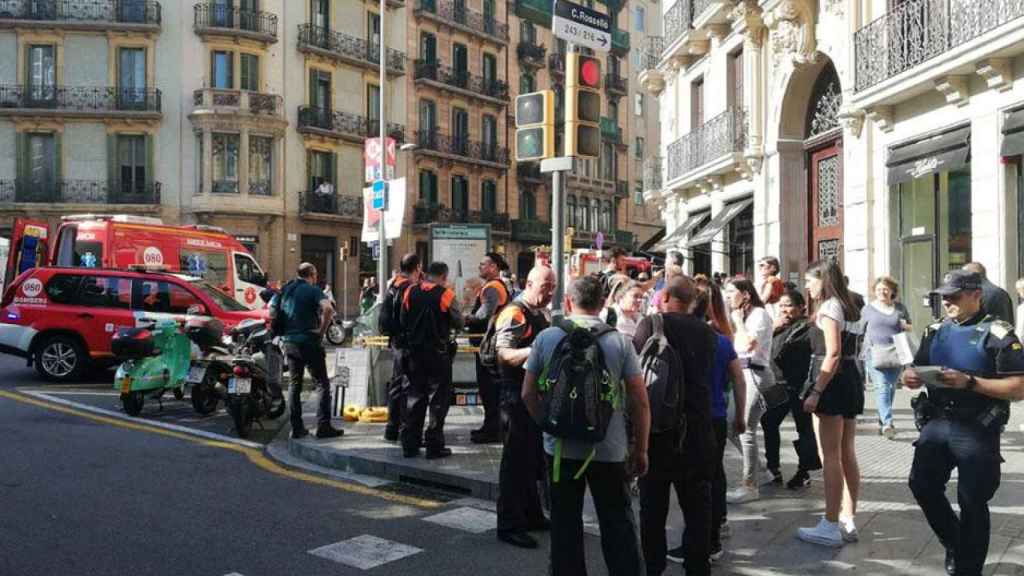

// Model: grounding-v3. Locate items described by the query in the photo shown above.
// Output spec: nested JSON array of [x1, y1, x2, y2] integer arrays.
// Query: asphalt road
[[0, 354, 599, 576]]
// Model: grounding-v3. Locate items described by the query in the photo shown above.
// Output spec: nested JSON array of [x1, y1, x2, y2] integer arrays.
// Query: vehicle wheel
[[325, 323, 346, 346], [172, 387, 185, 401], [34, 335, 88, 382], [121, 391, 144, 416], [190, 374, 220, 415], [267, 393, 286, 419], [230, 398, 253, 439]]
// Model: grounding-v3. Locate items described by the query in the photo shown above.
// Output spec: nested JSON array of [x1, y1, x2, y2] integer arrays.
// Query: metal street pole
[[376, 0, 387, 303], [549, 41, 577, 318], [343, 256, 348, 323]]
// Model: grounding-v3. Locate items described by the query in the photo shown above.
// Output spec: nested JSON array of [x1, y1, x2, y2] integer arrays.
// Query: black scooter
[[224, 319, 286, 438]]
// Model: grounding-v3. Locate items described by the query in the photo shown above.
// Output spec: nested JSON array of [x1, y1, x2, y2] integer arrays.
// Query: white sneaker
[[839, 515, 859, 542], [797, 518, 844, 548], [726, 485, 760, 504], [882, 424, 897, 440]]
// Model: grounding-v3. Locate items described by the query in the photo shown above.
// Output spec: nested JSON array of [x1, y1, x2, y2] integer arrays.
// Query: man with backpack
[[632, 275, 717, 575], [521, 275, 651, 575], [398, 261, 463, 458], [466, 252, 512, 444], [378, 254, 422, 442], [492, 266, 555, 549]]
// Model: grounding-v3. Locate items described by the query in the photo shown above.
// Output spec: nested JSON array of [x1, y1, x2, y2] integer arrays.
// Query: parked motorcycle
[[183, 317, 233, 415], [112, 318, 192, 417], [224, 318, 285, 438]]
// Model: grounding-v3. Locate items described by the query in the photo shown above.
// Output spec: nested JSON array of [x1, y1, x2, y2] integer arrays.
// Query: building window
[[609, 100, 619, 124], [728, 200, 755, 278], [308, 149, 335, 193], [729, 49, 743, 110], [590, 198, 600, 232], [249, 136, 272, 196], [368, 11, 381, 50], [367, 84, 381, 134], [483, 0, 496, 33], [483, 114, 497, 160], [520, 72, 535, 94], [520, 189, 536, 220], [419, 170, 438, 204], [117, 135, 146, 195], [452, 42, 469, 83], [452, 107, 469, 154], [520, 20, 536, 43], [634, 137, 644, 160], [634, 93, 643, 116], [118, 47, 146, 108], [212, 133, 240, 193], [420, 31, 437, 62], [601, 142, 615, 180], [196, 134, 203, 194], [309, 69, 331, 110], [27, 45, 56, 103], [634, 6, 645, 32], [481, 180, 497, 213], [240, 53, 259, 92], [634, 181, 643, 206], [211, 50, 234, 89], [24, 133, 57, 192], [483, 53, 497, 90], [567, 195, 577, 229], [311, 0, 329, 28], [603, 200, 613, 231], [692, 77, 704, 127], [451, 175, 469, 212]]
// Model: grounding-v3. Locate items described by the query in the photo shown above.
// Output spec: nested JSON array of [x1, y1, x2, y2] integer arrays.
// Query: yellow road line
[[0, 389, 442, 509]]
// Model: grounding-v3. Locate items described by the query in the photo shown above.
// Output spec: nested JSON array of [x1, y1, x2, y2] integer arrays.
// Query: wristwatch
[[967, 375, 978, 391]]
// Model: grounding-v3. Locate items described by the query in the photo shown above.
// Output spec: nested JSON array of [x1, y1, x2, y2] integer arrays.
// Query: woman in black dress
[[796, 260, 863, 548]]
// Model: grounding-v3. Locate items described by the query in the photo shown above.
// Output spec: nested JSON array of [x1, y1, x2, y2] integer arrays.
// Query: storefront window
[[727, 201, 754, 278]]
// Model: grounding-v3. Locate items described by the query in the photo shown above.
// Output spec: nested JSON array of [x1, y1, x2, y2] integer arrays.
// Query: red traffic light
[[579, 56, 601, 88]]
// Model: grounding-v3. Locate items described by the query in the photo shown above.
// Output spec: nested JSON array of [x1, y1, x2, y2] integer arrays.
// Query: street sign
[[372, 179, 387, 210], [553, 0, 611, 53], [364, 137, 397, 182]]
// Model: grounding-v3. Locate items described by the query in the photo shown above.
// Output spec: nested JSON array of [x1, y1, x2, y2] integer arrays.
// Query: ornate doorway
[[805, 63, 843, 263]]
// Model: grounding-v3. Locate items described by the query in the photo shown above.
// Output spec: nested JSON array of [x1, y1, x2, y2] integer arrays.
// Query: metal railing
[[517, 162, 543, 182], [297, 24, 406, 74], [511, 218, 550, 242], [300, 190, 363, 218], [415, 0, 508, 42], [413, 201, 510, 230], [516, 41, 546, 66], [414, 60, 509, 100], [0, 85, 161, 113], [643, 156, 662, 192], [0, 179, 160, 203], [0, 0, 161, 25], [666, 107, 747, 181], [692, 0, 714, 20], [192, 88, 282, 116], [193, 3, 276, 39], [249, 180, 272, 196], [415, 129, 510, 165], [855, 0, 1024, 92], [212, 180, 238, 194], [296, 106, 405, 142], [663, 0, 693, 51], [640, 36, 663, 71]]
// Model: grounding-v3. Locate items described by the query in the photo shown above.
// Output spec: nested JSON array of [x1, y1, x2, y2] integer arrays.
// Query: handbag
[[746, 367, 789, 409], [870, 343, 901, 370]]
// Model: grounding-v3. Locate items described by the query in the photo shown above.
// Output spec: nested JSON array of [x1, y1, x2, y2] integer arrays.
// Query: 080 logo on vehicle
[[143, 246, 164, 265], [21, 278, 43, 298]]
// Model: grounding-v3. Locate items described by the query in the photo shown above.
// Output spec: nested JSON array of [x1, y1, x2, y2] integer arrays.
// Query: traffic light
[[565, 52, 602, 159], [515, 90, 556, 161]]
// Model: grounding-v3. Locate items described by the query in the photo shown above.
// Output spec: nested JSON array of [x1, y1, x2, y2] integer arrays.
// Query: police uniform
[[467, 278, 511, 441], [379, 275, 416, 441], [909, 302, 1024, 575], [399, 281, 460, 456], [494, 298, 550, 538]]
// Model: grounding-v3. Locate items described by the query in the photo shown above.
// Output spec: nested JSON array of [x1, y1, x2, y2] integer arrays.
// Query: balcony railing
[[415, 130, 509, 166], [640, 36, 663, 71], [0, 0, 161, 26], [192, 89, 282, 116], [692, 0, 714, 20], [299, 190, 363, 219], [414, 0, 508, 43], [414, 201, 510, 230], [512, 218, 551, 243], [517, 162, 543, 183], [666, 107, 747, 181], [297, 106, 405, 142], [855, 0, 1024, 92], [193, 3, 277, 42], [414, 60, 509, 101], [663, 0, 693, 52], [0, 85, 161, 114], [516, 41, 547, 67], [605, 73, 627, 96], [0, 179, 160, 204], [643, 156, 662, 192], [297, 24, 406, 75]]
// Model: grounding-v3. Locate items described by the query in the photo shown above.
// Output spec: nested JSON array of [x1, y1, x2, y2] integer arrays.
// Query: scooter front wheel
[[121, 391, 144, 416]]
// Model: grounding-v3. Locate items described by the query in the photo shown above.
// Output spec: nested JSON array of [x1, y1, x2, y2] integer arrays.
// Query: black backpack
[[378, 280, 413, 344], [478, 301, 524, 368], [638, 314, 687, 445], [538, 318, 618, 481]]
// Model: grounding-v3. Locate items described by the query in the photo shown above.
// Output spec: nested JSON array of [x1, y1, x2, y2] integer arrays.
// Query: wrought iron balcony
[[415, 129, 509, 167], [512, 218, 551, 243], [605, 73, 627, 96], [414, 60, 509, 103], [297, 106, 405, 143], [297, 24, 406, 76], [854, 0, 1024, 93], [0, 85, 161, 116], [662, 0, 693, 53], [193, 2, 277, 43], [0, 179, 161, 204], [517, 162, 543, 183], [413, 201, 510, 230], [192, 89, 282, 116], [666, 107, 747, 182], [643, 156, 662, 193], [0, 0, 161, 28], [640, 36, 663, 72], [299, 190, 363, 219], [516, 41, 547, 68], [414, 0, 508, 44], [692, 0, 714, 21]]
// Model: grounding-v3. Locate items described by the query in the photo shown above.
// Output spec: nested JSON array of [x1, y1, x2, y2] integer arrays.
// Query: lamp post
[[376, 0, 388, 303]]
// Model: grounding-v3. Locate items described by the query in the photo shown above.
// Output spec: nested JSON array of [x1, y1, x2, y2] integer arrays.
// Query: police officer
[[903, 270, 1024, 576], [378, 254, 422, 442], [466, 252, 512, 444], [399, 261, 463, 459]]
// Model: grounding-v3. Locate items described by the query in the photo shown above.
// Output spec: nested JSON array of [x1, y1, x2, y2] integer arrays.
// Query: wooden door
[[808, 139, 843, 264]]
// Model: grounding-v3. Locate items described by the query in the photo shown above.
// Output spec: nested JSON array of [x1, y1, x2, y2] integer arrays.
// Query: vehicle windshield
[[192, 280, 250, 312]]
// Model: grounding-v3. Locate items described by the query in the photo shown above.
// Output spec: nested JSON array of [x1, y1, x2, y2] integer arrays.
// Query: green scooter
[[112, 318, 193, 416]]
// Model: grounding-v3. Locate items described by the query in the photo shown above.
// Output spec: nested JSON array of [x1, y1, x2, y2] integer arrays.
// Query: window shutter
[[328, 152, 337, 189], [419, 170, 428, 202], [107, 134, 118, 190], [429, 171, 437, 203], [306, 150, 314, 192], [240, 55, 250, 92], [145, 134, 154, 191]]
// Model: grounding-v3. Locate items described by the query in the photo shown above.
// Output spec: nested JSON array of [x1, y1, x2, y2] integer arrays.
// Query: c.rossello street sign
[[552, 0, 611, 53]]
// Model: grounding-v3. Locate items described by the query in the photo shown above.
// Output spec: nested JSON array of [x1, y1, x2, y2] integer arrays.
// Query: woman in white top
[[797, 260, 864, 548], [723, 277, 775, 504], [610, 279, 645, 339]]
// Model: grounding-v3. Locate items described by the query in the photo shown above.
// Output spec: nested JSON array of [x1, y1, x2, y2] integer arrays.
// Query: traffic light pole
[[543, 42, 578, 318], [376, 0, 388, 304]]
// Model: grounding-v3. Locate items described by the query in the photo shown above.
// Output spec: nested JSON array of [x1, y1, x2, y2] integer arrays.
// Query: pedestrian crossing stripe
[[309, 535, 422, 570], [423, 506, 497, 533]]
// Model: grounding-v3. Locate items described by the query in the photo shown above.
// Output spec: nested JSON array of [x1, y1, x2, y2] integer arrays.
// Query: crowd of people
[[272, 244, 1024, 576]]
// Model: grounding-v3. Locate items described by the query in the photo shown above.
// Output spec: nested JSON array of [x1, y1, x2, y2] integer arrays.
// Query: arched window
[[806, 63, 842, 140]]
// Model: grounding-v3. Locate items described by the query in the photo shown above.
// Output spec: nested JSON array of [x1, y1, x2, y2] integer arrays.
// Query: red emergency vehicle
[[5, 215, 268, 310]]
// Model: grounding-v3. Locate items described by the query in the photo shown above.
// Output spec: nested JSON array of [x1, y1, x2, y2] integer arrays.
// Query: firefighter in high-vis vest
[[466, 252, 513, 444], [903, 270, 1024, 576], [399, 261, 463, 459], [378, 254, 422, 442]]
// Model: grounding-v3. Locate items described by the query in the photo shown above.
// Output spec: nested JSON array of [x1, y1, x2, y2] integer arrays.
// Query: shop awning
[[1001, 105, 1024, 157], [655, 211, 709, 252], [685, 198, 753, 247], [886, 126, 970, 186], [639, 227, 667, 253]]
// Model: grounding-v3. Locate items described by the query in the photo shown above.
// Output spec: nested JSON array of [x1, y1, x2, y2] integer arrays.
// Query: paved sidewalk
[[279, 388, 1024, 575]]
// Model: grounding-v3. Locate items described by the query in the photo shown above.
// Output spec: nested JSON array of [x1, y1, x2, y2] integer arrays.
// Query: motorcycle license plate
[[186, 365, 206, 384], [229, 377, 251, 394]]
